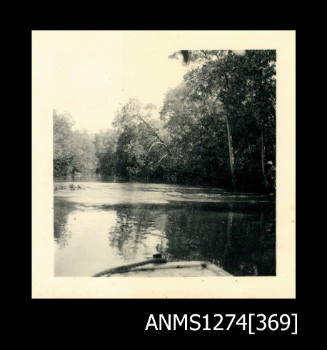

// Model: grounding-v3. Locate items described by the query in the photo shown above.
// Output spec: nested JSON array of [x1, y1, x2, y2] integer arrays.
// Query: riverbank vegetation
[[53, 50, 276, 193]]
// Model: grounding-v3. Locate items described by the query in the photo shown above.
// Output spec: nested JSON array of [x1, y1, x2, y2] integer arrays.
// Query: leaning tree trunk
[[221, 73, 236, 190], [225, 114, 236, 189], [260, 125, 269, 188], [137, 115, 172, 156]]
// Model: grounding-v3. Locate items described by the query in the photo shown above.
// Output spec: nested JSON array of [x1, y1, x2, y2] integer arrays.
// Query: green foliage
[[53, 50, 276, 193], [53, 110, 98, 177], [94, 129, 117, 176], [112, 98, 169, 180], [70, 130, 98, 175], [178, 50, 276, 191], [53, 110, 74, 177], [160, 82, 230, 185]]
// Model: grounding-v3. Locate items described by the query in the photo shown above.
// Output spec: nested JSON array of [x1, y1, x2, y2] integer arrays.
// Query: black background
[[21, 20, 303, 340]]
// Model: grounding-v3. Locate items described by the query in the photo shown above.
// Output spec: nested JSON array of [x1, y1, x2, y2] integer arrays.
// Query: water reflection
[[108, 206, 167, 261], [54, 199, 74, 248], [54, 184, 275, 276]]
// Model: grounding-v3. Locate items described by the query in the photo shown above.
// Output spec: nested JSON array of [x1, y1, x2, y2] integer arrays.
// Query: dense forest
[[53, 50, 276, 193]]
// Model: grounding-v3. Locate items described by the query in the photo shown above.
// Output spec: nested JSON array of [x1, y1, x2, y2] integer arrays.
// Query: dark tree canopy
[[53, 50, 276, 193]]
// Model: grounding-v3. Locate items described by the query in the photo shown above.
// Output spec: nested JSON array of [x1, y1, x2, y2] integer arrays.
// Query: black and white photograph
[[32, 31, 295, 298]]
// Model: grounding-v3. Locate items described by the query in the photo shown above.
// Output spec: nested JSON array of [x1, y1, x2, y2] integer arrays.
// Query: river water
[[54, 179, 275, 276]]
